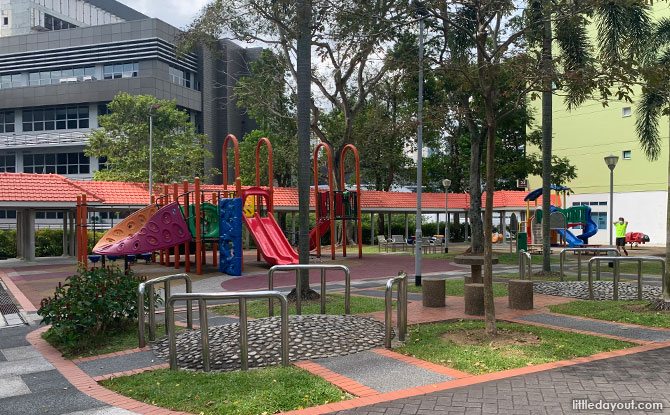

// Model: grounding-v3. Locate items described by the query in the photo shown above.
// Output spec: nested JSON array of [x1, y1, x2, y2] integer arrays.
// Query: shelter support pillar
[[370, 213, 375, 245], [25, 209, 35, 261], [62, 212, 68, 256], [464, 211, 469, 241], [501, 211, 506, 242], [404, 213, 409, 239], [69, 210, 75, 257], [16, 210, 23, 258], [387, 213, 391, 238]]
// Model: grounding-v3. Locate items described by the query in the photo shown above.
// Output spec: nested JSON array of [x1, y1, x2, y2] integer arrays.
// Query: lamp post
[[148, 103, 163, 204], [604, 154, 619, 247], [442, 178, 451, 253], [414, 1, 428, 286]]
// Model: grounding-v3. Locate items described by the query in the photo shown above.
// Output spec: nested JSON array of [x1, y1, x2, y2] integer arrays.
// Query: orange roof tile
[[0, 173, 101, 203]]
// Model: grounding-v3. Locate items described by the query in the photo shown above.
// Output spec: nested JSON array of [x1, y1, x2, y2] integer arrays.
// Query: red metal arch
[[222, 134, 240, 191], [340, 144, 362, 258], [255, 137, 274, 214], [313, 142, 335, 260]]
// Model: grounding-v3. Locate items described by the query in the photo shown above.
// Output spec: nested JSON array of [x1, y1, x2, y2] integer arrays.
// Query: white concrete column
[[69, 209, 76, 257], [62, 211, 68, 256], [501, 211, 506, 241], [26, 209, 35, 261], [387, 213, 391, 238], [404, 213, 409, 239], [16, 210, 23, 258]]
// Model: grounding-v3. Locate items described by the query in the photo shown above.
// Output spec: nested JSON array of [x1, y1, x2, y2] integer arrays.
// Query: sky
[[116, 0, 210, 29]]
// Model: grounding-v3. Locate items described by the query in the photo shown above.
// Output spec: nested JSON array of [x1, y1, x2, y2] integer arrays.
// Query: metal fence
[[559, 248, 619, 281], [137, 273, 192, 348], [587, 256, 665, 301], [385, 273, 408, 348], [166, 291, 289, 372], [519, 250, 532, 280], [268, 264, 351, 316]]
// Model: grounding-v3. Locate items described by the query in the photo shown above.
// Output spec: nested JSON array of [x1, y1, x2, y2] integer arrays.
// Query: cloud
[[117, 0, 209, 28]]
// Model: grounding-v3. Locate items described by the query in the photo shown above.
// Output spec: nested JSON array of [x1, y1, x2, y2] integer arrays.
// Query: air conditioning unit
[[60, 77, 78, 84], [82, 75, 96, 81]]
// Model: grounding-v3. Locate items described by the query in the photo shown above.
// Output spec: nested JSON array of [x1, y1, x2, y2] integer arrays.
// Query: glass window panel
[[6, 210, 15, 219], [45, 154, 55, 164], [0, 113, 3, 123], [44, 109, 55, 120], [67, 107, 77, 118], [33, 122, 43, 131], [6, 155, 14, 165], [33, 110, 43, 121], [78, 106, 88, 118], [50, 70, 61, 79], [23, 123, 32, 132], [0, 211, 5, 219], [67, 120, 77, 129], [5, 111, 13, 123], [114, 64, 123, 73], [85, 67, 95, 76], [24, 154, 33, 165], [73, 68, 84, 77], [123, 63, 133, 72], [36, 212, 45, 219], [45, 165, 55, 174], [5, 124, 14, 133], [34, 154, 44, 164], [30, 73, 39, 80], [79, 164, 89, 174], [68, 153, 78, 164], [57, 153, 67, 164], [79, 153, 89, 163], [44, 121, 54, 130], [55, 108, 66, 120], [113, 73, 121, 79], [56, 165, 66, 174], [23, 166, 33, 173], [78, 119, 89, 128], [23, 110, 32, 121], [61, 69, 73, 77], [46, 212, 57, 219], [57, 212, 63, 219], [0, 125, 4, 133], [68, 165, 78, 174], [56, 121, 66, 130]]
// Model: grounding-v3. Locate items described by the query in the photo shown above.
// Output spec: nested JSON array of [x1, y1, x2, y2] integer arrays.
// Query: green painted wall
[[528, 4, 670, 195]]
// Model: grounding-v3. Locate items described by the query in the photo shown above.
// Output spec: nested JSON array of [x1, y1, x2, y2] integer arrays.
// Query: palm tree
[[635, 17, 670, 310]]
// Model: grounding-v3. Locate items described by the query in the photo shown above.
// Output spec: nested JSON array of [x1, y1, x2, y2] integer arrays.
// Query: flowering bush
[[38, 266, 150, 345]]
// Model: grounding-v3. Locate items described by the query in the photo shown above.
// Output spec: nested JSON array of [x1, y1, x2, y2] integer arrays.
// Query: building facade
[[0, 0, 261, 228]]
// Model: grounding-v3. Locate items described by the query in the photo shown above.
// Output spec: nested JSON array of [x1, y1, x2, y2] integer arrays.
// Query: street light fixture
[[604, 154, 619, 247], [148, 103, 163, 204], [442, 178, 451, 253]]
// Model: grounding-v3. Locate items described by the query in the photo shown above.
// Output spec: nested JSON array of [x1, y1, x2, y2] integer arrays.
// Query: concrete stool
[[422, 278, 445, 307], [508, 279, 534, 310], [464, 283, 485, 316]]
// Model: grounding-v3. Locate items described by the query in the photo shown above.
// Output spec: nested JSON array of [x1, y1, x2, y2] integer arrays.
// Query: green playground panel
[[535, 206, 587, 225], [182, 202, 220, 238]]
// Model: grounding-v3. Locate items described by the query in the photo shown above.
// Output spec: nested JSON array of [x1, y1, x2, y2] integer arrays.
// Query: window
[[598, 201, 607, 206], [591, 212, 608, 230], [28, 67, 94, 86], [43, 13, 77, 31], [622, 107, 632, 117], [169, 66, 194, 88], [572, 202, 580, 206], [0, 110, 15, 133], [103, 63, 138, 80], [623, 150, 631, 160], [98, 103, 111, 116], [0, 74, 22, 89], [0, 154, 15, 172], [98, 156, 108, 170], [23, 152, 89, 175], [22, 105, 89, 132], [35, 211, 63, 220], [3, 17, 8, 26]]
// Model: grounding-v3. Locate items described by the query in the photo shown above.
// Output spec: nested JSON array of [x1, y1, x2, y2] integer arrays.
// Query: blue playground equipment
[[219, 197, 243, 276]]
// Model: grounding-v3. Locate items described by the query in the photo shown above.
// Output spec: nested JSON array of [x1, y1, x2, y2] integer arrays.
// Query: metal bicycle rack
[[519, 250, 532, 280], [559, 248, 619, 281], [587, 256, 665, 301], [166, 291, 289, 372], [138, 273, 193, 348], [268, 264, 351, 316], [385, 273, 408, 349]]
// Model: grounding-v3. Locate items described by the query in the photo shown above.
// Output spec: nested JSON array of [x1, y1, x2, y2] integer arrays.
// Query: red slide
[[309, 219, 331, 250], [244, 213, 299, 266]]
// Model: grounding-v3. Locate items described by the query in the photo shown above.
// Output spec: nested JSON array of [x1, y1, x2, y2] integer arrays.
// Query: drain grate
[[0, 284, 21, 315]]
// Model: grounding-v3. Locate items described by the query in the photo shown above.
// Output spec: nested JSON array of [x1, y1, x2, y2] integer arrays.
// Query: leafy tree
[[634, 16, 670, 310], [86, 93, 215, 185]]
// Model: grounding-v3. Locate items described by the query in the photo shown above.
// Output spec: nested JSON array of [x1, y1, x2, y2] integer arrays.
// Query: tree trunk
[[483, 100, 498, 337], [469, 132, 484, 254], [296, 0, 312, 296], [541, 4, 553, 273]]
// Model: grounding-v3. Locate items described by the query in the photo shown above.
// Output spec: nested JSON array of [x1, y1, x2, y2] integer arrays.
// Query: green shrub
[[37, 266, 150, 346], [35, 229, 63, 257], [0, 230, 16, 259]]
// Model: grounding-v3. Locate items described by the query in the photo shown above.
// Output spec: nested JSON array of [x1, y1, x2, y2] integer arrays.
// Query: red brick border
[[26, 326, 190, 415], [371, 349, 472, 379], [293, 361, 378, 397], [0, 268, 37, 312]]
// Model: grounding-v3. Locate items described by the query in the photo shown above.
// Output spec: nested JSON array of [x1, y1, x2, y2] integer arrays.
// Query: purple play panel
[[220, 254, 464, 291], [94, 202, 192, 256]]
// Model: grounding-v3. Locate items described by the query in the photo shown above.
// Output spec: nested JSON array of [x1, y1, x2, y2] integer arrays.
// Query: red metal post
[[222, 134, 240, 191], [314, 142, 335, 260], [195, 178, 202, 275], [76, 196, 82, 265], [341, 144, 362, 258], [173, 183, 180, 269], [183, 180, 190, 273], [236, 177, 244, 273], [255, 137, 274, 261]]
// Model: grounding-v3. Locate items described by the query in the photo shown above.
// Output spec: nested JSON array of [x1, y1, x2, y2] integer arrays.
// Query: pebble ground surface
[[533, 280, 661, 300]]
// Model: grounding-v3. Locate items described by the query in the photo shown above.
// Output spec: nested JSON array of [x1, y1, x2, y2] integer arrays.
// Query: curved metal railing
[[587, 256, 665, 300], [138, 273, 192, 347], [385, 272, 408, 348], [559, 248, 619, 281]]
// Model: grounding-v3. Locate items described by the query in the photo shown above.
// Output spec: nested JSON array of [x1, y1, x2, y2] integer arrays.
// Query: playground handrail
[[385, 273, 408, 349], [222, 134, 240, 191], [519, 250, 532, 280], [166, 291, 289, 372], [587, 256, 665, 301], [313, 142, 336, 260], [268, 264, 351, 316], [255, 137, 274, 214], [137, 273, 193, 348], [340, 144, 363, 259], [559, 248, 619, 281]]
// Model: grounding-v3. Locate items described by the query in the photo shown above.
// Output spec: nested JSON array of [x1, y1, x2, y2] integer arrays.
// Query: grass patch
[[401, 280, 509, 297], [213, 293, 391, 318], [101, 367, 349, 415], [42, 323, 180, 360], [548, 300, 670, 328], [395, 321, 634, 375]]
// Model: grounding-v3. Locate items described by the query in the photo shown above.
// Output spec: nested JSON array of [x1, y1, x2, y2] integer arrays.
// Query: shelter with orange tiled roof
[[0, 172, 558, 261]]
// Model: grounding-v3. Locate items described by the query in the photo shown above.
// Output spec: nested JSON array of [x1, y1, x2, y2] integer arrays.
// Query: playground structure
[[519, 186, 599, 249], [78, 135, 363, 275]]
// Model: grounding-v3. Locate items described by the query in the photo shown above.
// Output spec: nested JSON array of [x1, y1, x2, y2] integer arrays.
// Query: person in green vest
[[613, 217, 628, 256]]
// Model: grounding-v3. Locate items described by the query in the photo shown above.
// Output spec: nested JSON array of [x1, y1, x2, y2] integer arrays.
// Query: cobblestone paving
[[533, 281, 661, 300], [332, 347, 670, 415], [152, 314, 386, 372]]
